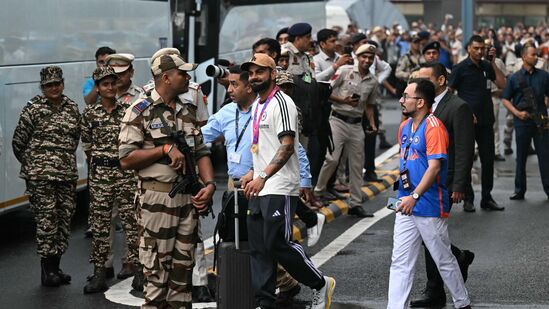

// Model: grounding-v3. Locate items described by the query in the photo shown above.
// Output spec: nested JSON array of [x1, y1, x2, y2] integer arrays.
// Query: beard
[[250, 77, 271, 93]]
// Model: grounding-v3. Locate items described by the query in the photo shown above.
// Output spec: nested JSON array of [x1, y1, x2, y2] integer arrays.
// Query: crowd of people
[[10, 15, 549, 309]]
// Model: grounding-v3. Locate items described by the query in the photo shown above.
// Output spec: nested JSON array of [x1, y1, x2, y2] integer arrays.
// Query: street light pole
[[461, 0, 473, 49]]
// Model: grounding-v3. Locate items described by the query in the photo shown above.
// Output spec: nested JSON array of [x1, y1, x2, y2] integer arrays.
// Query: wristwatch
[[258, 171, 269, 180], [411, 192, 421, 200], [204, 180, 217, 191]]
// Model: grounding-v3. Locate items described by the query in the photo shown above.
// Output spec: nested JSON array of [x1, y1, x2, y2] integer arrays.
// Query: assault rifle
[[168, 130, 213, 217], [516, 75, 548, 132]]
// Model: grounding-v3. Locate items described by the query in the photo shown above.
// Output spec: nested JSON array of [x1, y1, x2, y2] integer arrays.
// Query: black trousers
[[363, 105, 380, 172], [423, 191, 464, 294], [247, 195, 324, 308], [296, 199, 318, 228], [466, 124, 495, 202], [514, 125, 549, 196]]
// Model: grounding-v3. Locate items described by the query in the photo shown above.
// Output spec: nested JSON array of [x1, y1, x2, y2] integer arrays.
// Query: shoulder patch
[[27, 95, 42, 106], [132, 99, 152, 114]]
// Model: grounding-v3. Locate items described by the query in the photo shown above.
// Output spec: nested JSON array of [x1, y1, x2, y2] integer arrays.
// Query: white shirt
[[251, 89, 300, 196], [313, 49, 340, 81], [432, 88, 448, 112]]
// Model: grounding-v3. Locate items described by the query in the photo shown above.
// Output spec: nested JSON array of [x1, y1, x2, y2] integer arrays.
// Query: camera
[[206, 64, 229, 78]]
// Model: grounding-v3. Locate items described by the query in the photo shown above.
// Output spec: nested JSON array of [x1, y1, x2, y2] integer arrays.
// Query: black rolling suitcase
[[215, 181, 255, 309]]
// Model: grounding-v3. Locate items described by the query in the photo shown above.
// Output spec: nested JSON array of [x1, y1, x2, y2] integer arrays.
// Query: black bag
[[215, 184, 255, 309], [214, 190, 248, 242]]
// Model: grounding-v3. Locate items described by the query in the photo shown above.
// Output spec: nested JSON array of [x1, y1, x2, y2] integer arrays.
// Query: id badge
[[302, 73, 312, 84], [228, 152, 241, 164], [185, 136, 195, 147], [486, 79, 491, 90], [400, 168, 411, 190]]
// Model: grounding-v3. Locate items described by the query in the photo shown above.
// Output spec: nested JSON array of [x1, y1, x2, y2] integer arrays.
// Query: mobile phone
[[386, 197, 401, 211], [343, 46, 353, 55]]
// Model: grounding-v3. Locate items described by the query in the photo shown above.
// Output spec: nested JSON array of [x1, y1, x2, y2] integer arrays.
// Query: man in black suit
[[409, 62, 476, 307]]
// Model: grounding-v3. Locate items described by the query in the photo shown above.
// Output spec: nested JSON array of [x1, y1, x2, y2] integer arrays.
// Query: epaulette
[[26, 95, 42, 106], [132, 99, 152, 115]]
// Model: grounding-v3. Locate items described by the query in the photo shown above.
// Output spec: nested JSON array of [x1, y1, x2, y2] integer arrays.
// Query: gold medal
[[251, 144, 258, 154]]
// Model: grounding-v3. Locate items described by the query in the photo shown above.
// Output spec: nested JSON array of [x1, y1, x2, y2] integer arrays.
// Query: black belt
[[92, 157, 120, 168], [331, 110, 362, 124]]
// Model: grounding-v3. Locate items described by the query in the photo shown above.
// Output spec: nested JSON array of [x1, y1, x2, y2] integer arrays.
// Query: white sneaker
[[307, 213, 325, 247], [311, 276, 336, 309]]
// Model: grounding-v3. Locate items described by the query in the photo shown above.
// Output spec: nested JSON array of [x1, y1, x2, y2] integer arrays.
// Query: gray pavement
[[1, 102, 548, 308]]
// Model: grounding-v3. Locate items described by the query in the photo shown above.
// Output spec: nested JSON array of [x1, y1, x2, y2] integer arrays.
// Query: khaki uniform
[[395, 52, 423, 81], [314, 64, 378, 207], [118, 83, 145, 106], [285, 42, 315, 78], [119, 89, 210, 309], [81, 100, 139, 268], [12, 95, 80, 257]]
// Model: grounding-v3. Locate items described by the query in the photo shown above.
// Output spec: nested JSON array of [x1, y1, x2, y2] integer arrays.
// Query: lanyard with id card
[[400, 115, 429, 191], [229, 108, 251, 164]]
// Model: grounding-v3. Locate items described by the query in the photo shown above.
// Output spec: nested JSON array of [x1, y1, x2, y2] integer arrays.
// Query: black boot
[[131, 264, 144, 292], [83, 267, 108, 294], [41, 257, 61, 287], [52, 255, 71, 284]]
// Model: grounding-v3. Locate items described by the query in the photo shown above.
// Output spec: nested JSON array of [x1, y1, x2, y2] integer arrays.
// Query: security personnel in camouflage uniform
[[396, 33, 425, 82], [119, 53, 216, 309], [80, 66, 139, 294], [12, 66, 81, 287], [139, 48, 213, 302], [103, 53, 144, 280]]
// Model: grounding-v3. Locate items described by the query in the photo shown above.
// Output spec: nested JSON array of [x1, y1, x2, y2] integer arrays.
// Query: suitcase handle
[[233, 181, 243, 249]]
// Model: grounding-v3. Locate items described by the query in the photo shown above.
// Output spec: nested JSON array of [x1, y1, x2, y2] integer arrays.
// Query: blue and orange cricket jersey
[[397, 114, 450, 218]]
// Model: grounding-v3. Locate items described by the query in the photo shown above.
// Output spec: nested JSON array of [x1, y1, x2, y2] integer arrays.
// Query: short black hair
[[95, 46, 116, 59], [520, 42, 536, 57], [276, 27, 289, 40], [409, 78, 435, 108], [317, 29, 338, 43], [228, 65, 249, 83], [467, 35, 484, 47], [420, 61, 448, 84], [252, 38, 281, 62]]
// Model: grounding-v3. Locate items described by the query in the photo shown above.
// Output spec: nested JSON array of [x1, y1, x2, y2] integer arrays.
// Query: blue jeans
[[514, 125, 549, 196]]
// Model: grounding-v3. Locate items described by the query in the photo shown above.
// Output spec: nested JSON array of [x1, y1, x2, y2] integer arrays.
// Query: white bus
[[0, 0, 326, 215]]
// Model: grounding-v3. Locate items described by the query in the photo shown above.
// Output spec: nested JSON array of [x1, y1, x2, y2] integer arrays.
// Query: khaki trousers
[[315, 116, 365, 207]]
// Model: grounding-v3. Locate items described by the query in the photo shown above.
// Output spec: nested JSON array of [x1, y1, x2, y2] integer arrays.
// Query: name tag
[[150, 122, 164, 129], [486, 80, 491, 90], [228, 152, 241, 164]]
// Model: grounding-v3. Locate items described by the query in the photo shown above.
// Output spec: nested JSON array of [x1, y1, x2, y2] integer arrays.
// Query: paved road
[[1, 102, 548, 308]]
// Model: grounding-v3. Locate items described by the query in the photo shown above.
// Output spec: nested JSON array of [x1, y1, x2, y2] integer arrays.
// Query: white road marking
[[105, 146, 399, 307], [311, 207, 394, 267]]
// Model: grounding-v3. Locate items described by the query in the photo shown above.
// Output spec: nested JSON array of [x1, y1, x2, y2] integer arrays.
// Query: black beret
[[351, 33, 367, 45], [288, 23, 312, 37], [276, 27, 289, 39], [422, 41, 440, 54]]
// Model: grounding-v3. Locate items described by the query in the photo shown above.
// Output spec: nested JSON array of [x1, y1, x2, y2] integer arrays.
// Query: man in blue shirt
[[501, 43, 549, 200], [83, 46, 116, 105], [201, 65, 324, 305]]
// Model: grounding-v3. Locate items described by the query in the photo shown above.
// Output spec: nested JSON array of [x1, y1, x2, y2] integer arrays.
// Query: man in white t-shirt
[[240, 53, 336, 309]]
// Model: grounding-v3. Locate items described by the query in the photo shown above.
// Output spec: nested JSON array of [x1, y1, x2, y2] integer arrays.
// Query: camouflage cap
[[275, 71, 295, 86], [105, 53, 135, 73], [92, 66, 118, 82], [150, 48, 181, 63], [151, 54, 197, 76], [40, 66, 63, 85]]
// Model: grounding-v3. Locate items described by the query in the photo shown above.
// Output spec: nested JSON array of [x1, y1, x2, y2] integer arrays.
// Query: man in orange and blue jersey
[[387, 79, 471, 309]]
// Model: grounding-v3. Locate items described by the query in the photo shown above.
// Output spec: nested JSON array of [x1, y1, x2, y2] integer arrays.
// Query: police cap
[[422, 41, 440, 54], [356, 43, 377, 56], [288, 23, 312, 37], [105, 53, 135, 73]]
